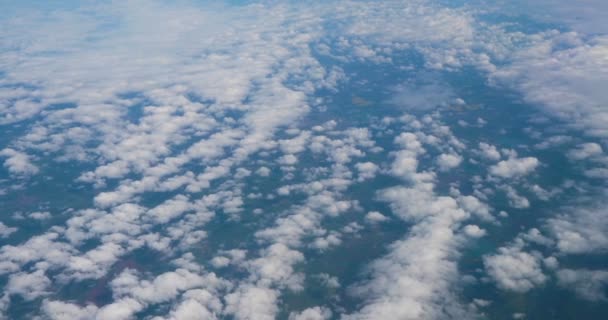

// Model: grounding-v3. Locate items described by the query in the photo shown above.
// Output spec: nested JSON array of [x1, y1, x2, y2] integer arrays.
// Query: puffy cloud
[[556, 269, 608, 301], [279, 154, 299, 166], [224, 286, 278, 320], [490, 31, 608, 138], [547, 205, 608, 254], [0, 148, 39, 175], [484, 245, 547, 293], [489, 157, 539, 179], [6, 270, 51, 300], [365, 211, 389, 223], [355, 161, 379, 181], [436, 153, 463, 171], [345, 115, 473, 319], [42, 300, 99, 320], [477, 142, 501, 161], [463, 225, 486, 238], [503, 185, 530, 209], [165, 298, 218, 320], [567, 142, 603, 160], [256, 166, 271, 177], [28, 211, 52, 220], [2, 0, 608, 318], [0, 222, 17, 238], [289, 307, 332, 320]]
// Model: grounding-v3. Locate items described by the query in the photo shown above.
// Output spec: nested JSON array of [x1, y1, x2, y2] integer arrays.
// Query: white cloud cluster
[[547, 205, 608, 254], [484, 244, 547, 293], [1, 0, 607, 318], [490, 31, 608, 138], [345, 115, 479, 320], [556, 268, 608, 302]]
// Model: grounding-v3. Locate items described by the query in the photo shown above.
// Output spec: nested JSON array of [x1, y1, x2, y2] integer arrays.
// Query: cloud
[[224, 285, 278, 320], [567, 142, 603, 160], [556, 269, 608, 301], [502, 185, 530, 209], [477, 142, 501, 161], [1, 0, 608, 318], [355, 162, 379, 181], [365, 211, 389, 223], [463, 225, 486, 238], [289, 306, 332, 320], [547, 204, 608, 254], [0, 148, 39, 175], [388, 80, 455, 110], [0, 222, 17, 238], [436, 153, 463, 171], [490, 31, 608, 138], [6, 270, 51, 300], [484, 245, 547, 293], [345, 114, 474, 320], [489, 156, 539, 179]]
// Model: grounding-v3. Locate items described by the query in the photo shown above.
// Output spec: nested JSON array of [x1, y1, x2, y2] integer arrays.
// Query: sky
[[0, 0, 607, 319]]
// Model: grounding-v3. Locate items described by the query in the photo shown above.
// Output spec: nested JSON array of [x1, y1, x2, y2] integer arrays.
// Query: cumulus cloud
[[489, 156, 539, 179], [0, 222, 17, 238], [463, 225, 486, 238], [289, 307, 332, 320], [345, 115, 474, 320], [1, 0, 607, 318], [567, 142, 603, 160], [484, 245, 547, 293], [556, 269, 608, 301], [355, 162, 379, 181], [0, 148, 39, 175], [436, 153, 463, 171], [477, 142, 501, 161], [365, 211, 389, 223], [547, 205, 608, 254], [490, 31, 608, 138], [6, 270, 51, 300]]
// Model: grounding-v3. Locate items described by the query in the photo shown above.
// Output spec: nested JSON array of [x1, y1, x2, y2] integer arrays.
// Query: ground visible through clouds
[[1, 1, 608, 319]]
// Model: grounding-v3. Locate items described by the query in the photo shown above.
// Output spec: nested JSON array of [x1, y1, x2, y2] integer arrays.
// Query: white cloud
[[365, 211, 389, 223], [345, 115, 474, 320], [477, 142, 501, 161], [556, 269, 608, 301], [2, 0, 608, 318], [463, 225, 486, 238], [0, 148, 39, 175], [503, 185, 530, 209], [289, 307, 332, 320], [279, 154, 298, 166], [256, 166, 271, 177], [224, 286, 278, 320], [490, 31, 608, 138], [489, 157, 539, 179], [547, 205, 608, 254], [484, 245, 547, 293], [567, 142, 603, 160], [42, 300, 98, 320], [28, 211, 52, 220], [436, 153, 462, 171], [0, 222, 17, 238], [355, 162, 379, 181], [6, 269, 51, 300]]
